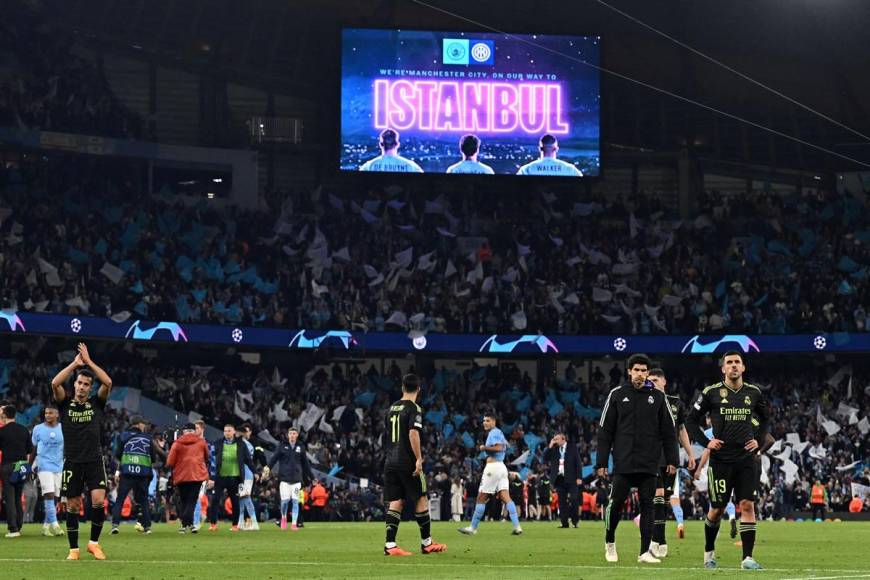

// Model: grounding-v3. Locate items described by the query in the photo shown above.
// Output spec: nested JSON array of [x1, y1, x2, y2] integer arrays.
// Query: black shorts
[[62, 459, 108, 497], [384, 468, 426, 503], [706, 456, 756, 508], [656, 467, 677, 495]]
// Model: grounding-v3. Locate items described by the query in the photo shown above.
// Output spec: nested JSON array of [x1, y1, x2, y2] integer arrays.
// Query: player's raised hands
[[77, 343, 92, 364]]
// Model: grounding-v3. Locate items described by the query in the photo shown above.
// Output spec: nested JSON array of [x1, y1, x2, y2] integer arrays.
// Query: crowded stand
[[2, 158, 870, 336]]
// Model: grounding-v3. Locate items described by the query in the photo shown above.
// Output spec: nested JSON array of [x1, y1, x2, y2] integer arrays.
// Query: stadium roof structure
[[35, 0, 870, 172]]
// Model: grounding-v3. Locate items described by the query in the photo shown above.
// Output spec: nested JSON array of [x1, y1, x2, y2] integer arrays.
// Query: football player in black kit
[[382, 374, 446, 556], [686, 351, 770, 570], [647, 367, 696, 557], [50, 343, 113, 561]]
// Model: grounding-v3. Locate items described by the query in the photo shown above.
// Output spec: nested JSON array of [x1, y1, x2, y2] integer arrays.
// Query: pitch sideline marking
[[0, 558, 868, 573]]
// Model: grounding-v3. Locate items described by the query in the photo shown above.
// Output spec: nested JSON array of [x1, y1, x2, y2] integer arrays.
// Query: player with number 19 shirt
[[685, 351, 769, 571]]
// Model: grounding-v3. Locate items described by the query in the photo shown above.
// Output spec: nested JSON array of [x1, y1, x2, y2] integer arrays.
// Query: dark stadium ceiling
[[36, 0, 870, 171]]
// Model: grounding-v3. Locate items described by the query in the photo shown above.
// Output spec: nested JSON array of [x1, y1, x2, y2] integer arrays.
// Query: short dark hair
[[379, 129, 399, 150], [460, 134, 480, 158], [75, 368, 95, 382], [44, 403, 58, 412], [539, 134, 557, 150], [288, 426, 299, 433], [626, 354, 651, 369], [648, 368, 666, 379], [483, 411, 497, 422], [3, 405, 16, 419], [224, 423, 236, 429], [719, 350, 744, 366], [240, 422, 253, 433], [402, 373, 420, 393]]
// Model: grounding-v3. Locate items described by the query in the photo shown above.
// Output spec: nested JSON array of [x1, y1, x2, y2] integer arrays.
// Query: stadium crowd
[[2, 155, 870, 337], [1, 343, 867, 528]]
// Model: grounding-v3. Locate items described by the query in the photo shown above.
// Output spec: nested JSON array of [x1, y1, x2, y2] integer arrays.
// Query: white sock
[[385, 542, 397, 549], [422, 537, 432, 547]]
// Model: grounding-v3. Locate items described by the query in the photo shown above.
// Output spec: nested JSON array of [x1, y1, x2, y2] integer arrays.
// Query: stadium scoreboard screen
[[340, 28, 600, 177]]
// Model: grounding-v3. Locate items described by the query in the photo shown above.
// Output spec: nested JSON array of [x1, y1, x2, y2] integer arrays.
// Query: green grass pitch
[[0, 520, 867, 579]]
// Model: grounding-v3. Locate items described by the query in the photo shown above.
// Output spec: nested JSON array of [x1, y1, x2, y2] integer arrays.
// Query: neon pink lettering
[[390, 80, 417, 131], [434, 82, 462, 131], [372, 79, 570, 135]]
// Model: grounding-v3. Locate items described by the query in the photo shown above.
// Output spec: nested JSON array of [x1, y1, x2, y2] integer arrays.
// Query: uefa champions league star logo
[[70, 318, 82, 333], [681, 335, 760, 354], [0, 310, 26, 332], [479, 335, 559, 353], [613, 337, 627, 351], [813, 335, 827, 350], [289, 330, 357, 350], [231, 328, 244, 343], [124, 321, 189, 342], [471, 42, 491, 63]]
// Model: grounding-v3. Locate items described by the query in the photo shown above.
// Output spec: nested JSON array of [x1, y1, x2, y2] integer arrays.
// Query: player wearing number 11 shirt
[[382, 374, 446, 557]]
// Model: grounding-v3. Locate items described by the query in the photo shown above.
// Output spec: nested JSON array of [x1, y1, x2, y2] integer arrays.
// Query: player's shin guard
[[90, 503, 106, 543], [653, 496, 666, 544], [671, 501, 684, 525], [291, 498, 300, 525], [66, 510, 80, 549], [505, 502, 520, 529], [385, 509, 401, 545], [739, 521, 757, 559], [704, 517, 720, 552], [45, 499, 57, 524], [415, 510, 431, 541], [470, 503, 486, 530]]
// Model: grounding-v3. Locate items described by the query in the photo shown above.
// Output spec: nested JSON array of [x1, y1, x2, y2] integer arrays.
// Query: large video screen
[[340, 29, 600, 177]]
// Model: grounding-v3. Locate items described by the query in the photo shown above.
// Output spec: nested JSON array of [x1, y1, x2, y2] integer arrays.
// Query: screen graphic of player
[[445, 134, 494, 174], [359, 129, 424, 173], [516, 134, 583, 176]]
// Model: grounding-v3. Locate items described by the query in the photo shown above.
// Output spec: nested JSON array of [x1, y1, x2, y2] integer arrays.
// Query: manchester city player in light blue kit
[[458, 413, 523, 536], [359, 129, 424, 173], [446, 134, 494, 174], [32, 404, 65, 536], [517, 134, 583, 176]]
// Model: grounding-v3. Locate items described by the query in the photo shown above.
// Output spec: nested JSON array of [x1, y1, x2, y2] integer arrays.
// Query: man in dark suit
[[543, 432, 581, 528]]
